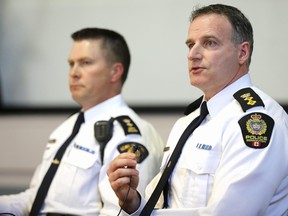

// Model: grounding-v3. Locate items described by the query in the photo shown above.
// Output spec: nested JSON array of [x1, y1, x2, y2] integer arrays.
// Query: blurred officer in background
[[0, 27, 164, 216]]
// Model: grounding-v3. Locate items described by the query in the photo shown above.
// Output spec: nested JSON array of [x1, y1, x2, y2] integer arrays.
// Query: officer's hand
[[107, 152, 140, 213]]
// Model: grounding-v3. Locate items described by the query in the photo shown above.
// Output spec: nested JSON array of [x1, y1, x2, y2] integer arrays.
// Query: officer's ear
[[238, 41, 250, 65], [110, 63, 124, 83]]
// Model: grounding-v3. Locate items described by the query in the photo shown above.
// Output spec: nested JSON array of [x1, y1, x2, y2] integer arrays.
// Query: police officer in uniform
[[107, 4, 288, 216], [0, 28, 164, 215]]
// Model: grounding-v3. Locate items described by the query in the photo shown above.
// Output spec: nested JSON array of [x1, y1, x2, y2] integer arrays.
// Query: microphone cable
[[116, 145, 139, 216], [116, 175, 133, 216]]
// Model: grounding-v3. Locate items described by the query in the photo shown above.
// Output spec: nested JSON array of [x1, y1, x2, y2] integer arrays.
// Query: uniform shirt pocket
[[64, 141, 99, 169], [175, 150, 221, 208]]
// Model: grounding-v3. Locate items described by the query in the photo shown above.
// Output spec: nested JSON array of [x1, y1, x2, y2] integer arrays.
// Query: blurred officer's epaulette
[[114, 115, 141, 136], [94, 115, 141, 164]]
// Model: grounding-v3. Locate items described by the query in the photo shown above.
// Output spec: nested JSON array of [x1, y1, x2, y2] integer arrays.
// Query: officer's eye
[[68, 61, 74, 68], [204, 40, 217, 48], [186, 42, 195, 50], [81, 60, 92, 66]]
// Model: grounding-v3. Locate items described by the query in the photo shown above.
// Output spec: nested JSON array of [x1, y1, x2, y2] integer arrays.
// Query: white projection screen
[[0, 0, 287, 108]]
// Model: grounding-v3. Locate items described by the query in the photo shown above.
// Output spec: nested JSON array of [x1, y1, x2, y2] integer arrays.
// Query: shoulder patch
[[233, 88, 265, 112], [117, 142, 149, 163], [238, 112, 274, 149], [115, 116, 141, 135]]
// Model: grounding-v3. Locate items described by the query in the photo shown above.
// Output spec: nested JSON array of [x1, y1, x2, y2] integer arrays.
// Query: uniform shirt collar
[[206, 74, 253, 118], [82, 94, 126, 122]]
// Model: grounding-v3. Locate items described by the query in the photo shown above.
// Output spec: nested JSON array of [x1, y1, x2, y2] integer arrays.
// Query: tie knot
[[77, 112, 85, 124], [72, 112, 85, 134], [200, 101, 209, 117]]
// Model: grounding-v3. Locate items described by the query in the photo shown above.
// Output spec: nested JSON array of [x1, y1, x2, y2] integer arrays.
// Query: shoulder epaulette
[[114, 115, 141, 136], [94, 115, 141, 144], [184, 96, 203, 115], [233, 87, 265, 112], [94, 115, 141, 164]]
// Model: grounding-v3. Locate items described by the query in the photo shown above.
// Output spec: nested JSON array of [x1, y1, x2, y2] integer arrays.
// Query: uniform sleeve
[[203, 112, 288, 215], [0, 164, 40, 216], [0, 118, 69, 215]]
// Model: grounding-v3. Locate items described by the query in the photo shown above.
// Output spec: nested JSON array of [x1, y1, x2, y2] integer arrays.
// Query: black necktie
[[140, 102, 208, 216], [29, 112, 85, 216]]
